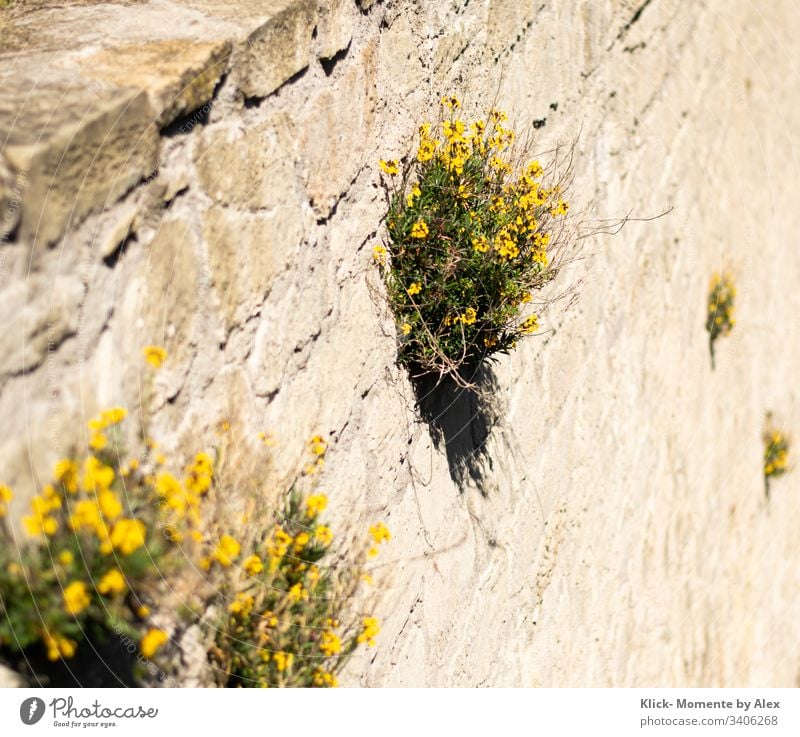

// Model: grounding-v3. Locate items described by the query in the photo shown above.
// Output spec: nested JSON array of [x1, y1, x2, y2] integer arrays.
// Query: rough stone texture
[[1, 0, 800, 689], [80, 39, 232, 128]]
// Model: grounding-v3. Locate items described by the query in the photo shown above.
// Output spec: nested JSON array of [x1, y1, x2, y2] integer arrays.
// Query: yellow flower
[[58, 550, 74, 566], [0, 484, 12, 503], [309, 434, 327, 457], [63, 581, 91, 615], [184, 453, 213, 495], [373, 244, 387, 263], [407, 282, 422, 296], [288, 582, 308, 602], [357, 617, 380, 647], [525, 160, 544, 178], [23, 514, 58, 537], [273, 651, 294, 672], [52, 459, 79, 494], [314, 525, 333, 546], [103, 407, 128, 425], [228, 593, 254, 616], [550, 200, 569, 216], [243, 554, 264, 576], [136, 605, 151, 618], [400, 322, 412, 336], [472, 235, 489, 253], [97, 489, 123, 520], [97, 568, 126, 595], [379, 159, 399, 176], [441, 95, 461, 110], [88, 432, 107, 451], [461, 307, 477, 325], [369, 522, 391, 544], [521, 315, 539, 334], [313, 668, 339, 687], [140, 628, 168, 658], [43, 630, 76, 661], [406, 184, 422, 207], [416, 138, 436, 162], [82, 456, 114, 492], [143, 345, 167, 368], [319, 630, 342, 656], [305, 494, 328, 519], [293, 531, 310, 552], [68, 499, 101, 534], [410, 220, 429, 239], [213, 535, 241, 567], [110, 518, 146, 555]]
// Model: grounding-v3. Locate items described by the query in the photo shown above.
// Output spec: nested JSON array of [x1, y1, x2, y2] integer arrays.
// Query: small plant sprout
[[705, 271, 735, 369], [763, 414, 791, 499], [376, 96, 577, 386]]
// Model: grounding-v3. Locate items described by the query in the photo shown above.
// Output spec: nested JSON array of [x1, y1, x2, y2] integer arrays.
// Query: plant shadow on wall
[[374, 97, 578, 489]]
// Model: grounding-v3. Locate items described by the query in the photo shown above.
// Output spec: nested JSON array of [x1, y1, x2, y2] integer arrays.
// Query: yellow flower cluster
[[97, 568, 126, 595], [706, 272, 736, 340], [86, 407, 127, 452], [410, 220, 429, 239], [521, 315, 539, 334], [213, 534, 241, 567], [42, 630, 76, 661], [379, 159, 399, 176], [357, 617, 380, 647], [211, 438, 385, 689], [313, 669, 339, 687], [305, 493, 328, 519], [377, 96, 573, 376], [319, 630, 342, 656], [764, 428, 790, 479], [367, 521, 391, 558], [63, 581, 91, 615]]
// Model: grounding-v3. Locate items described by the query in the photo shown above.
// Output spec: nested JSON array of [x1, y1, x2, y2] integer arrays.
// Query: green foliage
[[376, 96, 574, 382], [0, 410, 205, 669], [209, 437, 387, 688]]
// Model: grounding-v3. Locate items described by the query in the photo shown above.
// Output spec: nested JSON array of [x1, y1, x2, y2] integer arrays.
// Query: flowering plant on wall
[[0, 409, 206, 675], [375, 96, 575, 384], [209, 436, 389, 688]]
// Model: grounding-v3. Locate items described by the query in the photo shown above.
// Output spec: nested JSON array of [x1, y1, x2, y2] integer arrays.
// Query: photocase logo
[[20, 697, 45, 725]]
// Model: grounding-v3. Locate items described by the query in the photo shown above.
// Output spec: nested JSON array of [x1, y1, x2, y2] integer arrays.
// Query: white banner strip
[[1, 688, 799, 736]]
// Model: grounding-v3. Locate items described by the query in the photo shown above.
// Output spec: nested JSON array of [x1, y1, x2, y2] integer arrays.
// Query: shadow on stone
[[3, 625, 140, 687], [413, 363, 499, 491]]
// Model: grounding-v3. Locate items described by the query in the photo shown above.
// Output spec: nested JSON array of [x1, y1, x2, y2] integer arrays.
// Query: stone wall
[[1, 0, 799, 686]]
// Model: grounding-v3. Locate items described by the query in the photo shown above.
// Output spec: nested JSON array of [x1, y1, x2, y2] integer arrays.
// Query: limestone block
[[234, 0, 318, 98], [0, 68, 158, 247], [297, 40, 378, 214], [141, 218, 200, 367], [203, 206, 305, 328], [0, 274, 83, 378], [0, 154, 20, 239], [0, 663, 24, 687], [80, 38, 232, 128], [194, 112, 302, 211], [97, 203, 140, 260], [316, 0, 356, 60]]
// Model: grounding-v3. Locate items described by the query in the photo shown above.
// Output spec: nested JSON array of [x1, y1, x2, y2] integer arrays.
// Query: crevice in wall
[[320, 42, 351, 77]]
